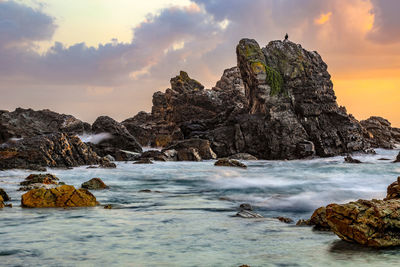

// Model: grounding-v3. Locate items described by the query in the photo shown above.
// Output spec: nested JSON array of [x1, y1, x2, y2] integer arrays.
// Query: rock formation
[[236, 203, 263, 218], [162, 139, 217, 160], [0, 133, 101, 170], [21, 185, 98, 208], [214, 158, 247, 168], [0, 108, 90, 143], [395, 152, 400, 163], [81, 178, 109, 190], [361, 116, 400, 149], [19, 173, 61, 191], [0, 188, 10, 202], [384, 177, 400, 200]]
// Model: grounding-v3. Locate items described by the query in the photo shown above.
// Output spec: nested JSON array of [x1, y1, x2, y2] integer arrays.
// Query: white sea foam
[[78, 132, 112, 144]]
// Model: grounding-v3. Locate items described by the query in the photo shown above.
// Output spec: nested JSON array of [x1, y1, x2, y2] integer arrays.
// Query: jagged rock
[[309, 206, 330, 230], [176, 148, 201, 161], [275, 217, 293, 224], [91, 116, 142, 158], [0, 188, 10, 201], [296, 219, 312, 226], [384, 177, 400, 200], [326, 199, 400, 247], [21, 185, 98, 208], [0, 133, 101, 170], [19, 173, 60, 191], [81, 178, 109, 190], [139, 150, 168, 161], [344, 156, 362, 164], [0, 108, 91, 144], [228, 153, 258, 160], [215, 158, 247, 168], [395, 152, 400, 163], [133, 158, 154, 164], [236, 203, 263, 218], [0, 196, 3, 208], [163, 139, 216, 160], [361, 116, 400, 149], [99, 157, 117, 168]]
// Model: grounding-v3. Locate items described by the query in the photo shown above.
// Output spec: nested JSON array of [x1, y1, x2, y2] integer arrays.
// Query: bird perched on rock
[[284, 33, 289, 41]]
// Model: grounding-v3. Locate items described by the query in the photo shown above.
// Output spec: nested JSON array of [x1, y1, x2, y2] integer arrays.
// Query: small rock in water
[[133, 158, 154, 164], [275, 217, 294, 224], [236, 203, 263, 218], [19, 173, 60, 191], [139, 189, 152, 193], [86, 165, 98, 169], [0, 196, 4, 208], [378, 158, 390, 161], [228, 153, 258, 160], [0, 188, 10, 201], [104, 204, 113, 209], [81, 178, 109, 190], [99, 159, 117, 168], [384, 176, 400, 200], [296, 219, 311, 226], [394, 152, 400, 163], [215, 158, 247, 168], [344, 156, 362, 164]]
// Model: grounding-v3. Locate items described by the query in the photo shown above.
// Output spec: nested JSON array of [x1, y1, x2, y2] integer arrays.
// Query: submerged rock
[[394, 152, 400, 163], [133, 158, 154, 164], [19, 174, 61, 191], [236, 203, 263, 218], [139, 150, 168, 161], [0, 188, 10, 201], [360, 116, 400, 149], [0, 133, 101, 170], [215, 158, 247, 168], [81, 178, 109, 190], [344, 156, 362, 164], [275, 217, 294, 224], [21, 185, 98, 208], [326, 199, 400, 247], [163, 139, 217, 160]]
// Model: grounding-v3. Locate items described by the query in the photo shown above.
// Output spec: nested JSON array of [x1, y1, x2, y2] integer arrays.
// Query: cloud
[[368, 0, 400, 43]]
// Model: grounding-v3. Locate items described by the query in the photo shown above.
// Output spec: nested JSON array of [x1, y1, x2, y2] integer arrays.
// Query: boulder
[[0, 108, 91, 144], [139, 150, 168, 161], [275, 217, 294, 224], [360, 116, 400, 149], [384, 177, 400, 200], [81, 178, 109, 190], [163, 139, 217, 160], [309, 206, 330, 230], [0, 188, 10, 201], [215, 158, 247, 168], [19, 173, 60, 191], [91, 116, 142, 158], [344, 156, 362, 164], [177, 148, 201, 161], [326, 199, 400, 247], [0, 133, 101, 170], [21, 185, 98, 208]]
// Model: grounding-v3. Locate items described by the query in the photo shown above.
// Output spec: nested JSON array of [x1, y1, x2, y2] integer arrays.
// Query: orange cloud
[[314, 12, 332, 25]]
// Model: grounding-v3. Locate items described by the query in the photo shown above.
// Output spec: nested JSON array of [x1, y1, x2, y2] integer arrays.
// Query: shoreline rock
[[215, 158, 247, 168], [19, 173, 61, 191], [81, 178, 109, 190], [344, 156, 362, 164]]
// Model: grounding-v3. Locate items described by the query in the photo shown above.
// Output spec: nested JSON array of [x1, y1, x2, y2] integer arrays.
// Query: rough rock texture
[[81, 178, 109, 190], [215, 158, 247, 168], [21, 185, 98, 208], [0, 196, 3, 208], [0, 188, 10, 202], [326, 199, 400, 247], [19, 173, 61, 191], [176, 148, 202, 161], [228, 153, 258, 160], [0, 133, 101, 170], [139, 150, 168, 161], [162, 139, 216, 160], [361, 116, 400, 149], [236, 203, 263, 218], [91, 116, 142, 158], [395, 152, 400, 163], [344, 156, 362, 164], [384, 177, 400, 200], [133, 158, 154, 164], [309, 206, 330, 230], [0, 108, 90, 143]]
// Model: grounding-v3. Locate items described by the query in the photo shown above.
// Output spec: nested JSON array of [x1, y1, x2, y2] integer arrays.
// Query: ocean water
[[1, 149, 400, 267]]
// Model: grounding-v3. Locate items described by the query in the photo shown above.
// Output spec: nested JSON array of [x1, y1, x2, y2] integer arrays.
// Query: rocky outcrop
[[81, 178, 109, 190], [215, 158, 247, 168], [0, 133, 101, 170], [19, 173, 61, 191], [309, 207, 330, 230], [0, 188, 10, 202], [91, 116, 142, 158], [162, 139, 216, 160], [0, 108, 90, 143], [361, 116, 400, 149], [138, 150, 168, 161], [384, 177, 400, 200], [21, 185, 98, 208], [326, 199, 400, 247]]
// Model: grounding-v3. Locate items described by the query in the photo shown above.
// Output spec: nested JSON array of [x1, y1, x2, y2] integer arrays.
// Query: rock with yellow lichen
[[21, 185, 98, 208]]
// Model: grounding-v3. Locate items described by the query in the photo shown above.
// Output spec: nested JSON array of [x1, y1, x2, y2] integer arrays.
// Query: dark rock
[[309, 206, 331, 230], [0, 133, 101, 170], [0, 108, 91, 144], [275, 216, 294, 224], [395, 152, 400, 163], [81, 178, 109, 190], [86, 165, 98, 169], [133, 158, 154, 164], [360, 116, 400, 149], [384, 177, 400, 200], [99, 161, 117, 168], [378, 158, 390, 161], [296, 219, 311, 226], [91, 116, 142, 158], [139, 189, 152, 193], [163, 139, 216, 160], [104, 204, 113, 209], [215, 158, 247, 168], [21, 185, 99, 208], [177, 148, 201, 161], [228, 153, 258, 160], [236, 203, 263, 218], [0, 188, 10, 201], [344, 156, 362, 164], [0, 196, 3, 208], [139, 150, 168, 161], [19, 173, 60, 191]]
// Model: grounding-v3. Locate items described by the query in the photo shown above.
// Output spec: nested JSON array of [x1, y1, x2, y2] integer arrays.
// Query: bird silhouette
[[284, 33, 289, 41]]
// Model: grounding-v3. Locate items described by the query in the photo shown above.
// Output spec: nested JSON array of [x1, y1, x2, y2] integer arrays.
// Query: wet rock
[[326, 199, 400, 247], [384, 177, 400, 200], [139, 150, 168, 161], [394, 152, 400, 163], [378, 158, 390, 161], [360, 116, 400, 149], [309, 206, 330, 230], [133, 158, 154, 164], [21, 185, 98, 208], [86, 165, 98, 169], [91, 116, 142, 158], [104, 204, 113, 209], [275, 217, 294, 224], [19, 173, 61, 191], [215, 158, 247, 168], [228, 153, 258, 160], [163, 139, 217, 160], [344, 156, 362, 164], [0, 196, 3, 208], [296, 219, 311, 226], [0, 108, 91, 143], [236, 203, 263, 218], [0, 188, 10, 201], [99, 160, 117, 169], [81, 178, 109, 190], [177, 148, 202, 161], [0, 133, 101, 170]]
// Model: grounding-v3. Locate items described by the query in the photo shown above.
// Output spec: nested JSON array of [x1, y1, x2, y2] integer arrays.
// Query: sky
[[0, 0, 399, 126]]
